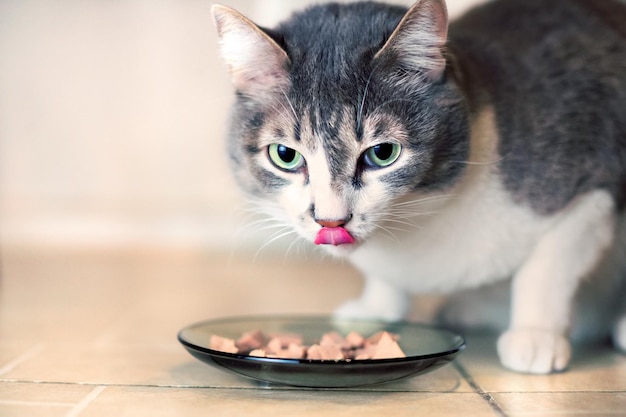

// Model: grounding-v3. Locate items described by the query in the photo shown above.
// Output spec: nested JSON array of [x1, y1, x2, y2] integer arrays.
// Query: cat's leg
[[334, 276, 410, 321], [613, 314, 626, 352], [497, 190, 616, 374], [436, 280, 510, 333], [611, 280, 626, 352], [610, 219, 626, 353]]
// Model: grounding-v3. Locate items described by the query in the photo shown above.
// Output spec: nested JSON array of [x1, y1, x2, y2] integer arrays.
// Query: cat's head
[[212, 0, 469, 255]]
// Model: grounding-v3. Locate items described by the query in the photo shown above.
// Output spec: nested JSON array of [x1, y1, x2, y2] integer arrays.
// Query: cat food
[[209, 329, 406, 360]]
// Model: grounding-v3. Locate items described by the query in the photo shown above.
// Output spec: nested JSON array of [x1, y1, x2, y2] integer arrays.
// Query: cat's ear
[[375, 0, 448, 81], [211, 4, 290, 96]]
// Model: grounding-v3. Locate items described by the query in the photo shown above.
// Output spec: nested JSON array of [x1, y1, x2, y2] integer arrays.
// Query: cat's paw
[[497, 329, 571, 374], [334, 298, 405, 322]]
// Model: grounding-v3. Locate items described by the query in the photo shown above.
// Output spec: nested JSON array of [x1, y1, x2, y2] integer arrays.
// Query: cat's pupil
[[373, 144, 394, 161], [277, 145, 296, 163]]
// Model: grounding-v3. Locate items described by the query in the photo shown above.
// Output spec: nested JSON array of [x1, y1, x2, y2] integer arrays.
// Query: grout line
[[3, 378, 626, 394], [3, 377, 626, 395], [0, 344, 44, 376], [65, 385, 106, 417], [454, 362, 508, 417]]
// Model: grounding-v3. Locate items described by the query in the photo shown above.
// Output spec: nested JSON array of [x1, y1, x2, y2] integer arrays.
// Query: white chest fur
[[348, 106, 557, 293]]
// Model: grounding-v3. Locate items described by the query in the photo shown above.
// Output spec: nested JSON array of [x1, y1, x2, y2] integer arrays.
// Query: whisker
[[228, 199, 297, 262], [357, 60, 387, 130], [386, 209, 441, 218], [254, 228, 298, 261], [449, 152, 510, 166], [278, 86, 299, 122], [357, 71, 374, 131], [233, 212, 286, 237], [247, 219, 292, 233], [239, 216, 278, 229], [391, 193, 454, 207], [372, 223, 400, 243], [379, 217, 421, 229], [370, 97, 426, 114], [283, 234, 310, 263]]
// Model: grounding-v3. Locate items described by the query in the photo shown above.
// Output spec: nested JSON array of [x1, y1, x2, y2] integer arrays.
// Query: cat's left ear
[[211, 4, 290, 96], [376, 0, 448, 81]]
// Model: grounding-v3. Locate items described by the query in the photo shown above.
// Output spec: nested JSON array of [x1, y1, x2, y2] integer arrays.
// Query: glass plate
[[178, 316, 465, 388]]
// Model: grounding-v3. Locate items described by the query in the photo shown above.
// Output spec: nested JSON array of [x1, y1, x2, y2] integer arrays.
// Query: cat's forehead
[[263, 103, 406, 151], [261, 105, 357, 150], [277, 3, 405, 57], [276, 4, 406, 109]]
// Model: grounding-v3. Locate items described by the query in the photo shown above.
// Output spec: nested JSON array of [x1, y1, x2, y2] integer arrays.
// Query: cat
[[211, 0, 626, 374]]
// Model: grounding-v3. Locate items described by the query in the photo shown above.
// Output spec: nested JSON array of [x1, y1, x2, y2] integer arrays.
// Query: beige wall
[[0, 0, 484, 251]]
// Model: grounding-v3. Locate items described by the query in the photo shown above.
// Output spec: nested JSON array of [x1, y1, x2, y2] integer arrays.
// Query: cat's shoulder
[[451, 0, 626, 40], [450, 0, 626, 215]]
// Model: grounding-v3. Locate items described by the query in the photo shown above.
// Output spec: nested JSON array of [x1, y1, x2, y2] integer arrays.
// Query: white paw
[[334, 298, 405, 322], [497, 329, 571, 374]]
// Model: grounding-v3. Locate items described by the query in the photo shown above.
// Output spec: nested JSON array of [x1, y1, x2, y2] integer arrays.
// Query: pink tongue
[[314, 227, 355, 246]]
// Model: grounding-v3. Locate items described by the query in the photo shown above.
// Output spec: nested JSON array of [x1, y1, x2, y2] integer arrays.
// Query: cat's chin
[[316, 242, 359, 257]]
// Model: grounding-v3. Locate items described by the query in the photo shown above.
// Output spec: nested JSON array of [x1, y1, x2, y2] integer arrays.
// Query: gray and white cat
[[211, 0, 626, 374]]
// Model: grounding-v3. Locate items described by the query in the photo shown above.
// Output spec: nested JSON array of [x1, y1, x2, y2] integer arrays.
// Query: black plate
[[178, 315, 465, 388]]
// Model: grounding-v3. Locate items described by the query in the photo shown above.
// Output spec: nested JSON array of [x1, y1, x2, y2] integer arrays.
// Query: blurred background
[[0, 0, 485, 254]]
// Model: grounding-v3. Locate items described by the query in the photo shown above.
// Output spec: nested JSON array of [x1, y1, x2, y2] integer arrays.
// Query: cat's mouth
[[314, 227, 355, 246]]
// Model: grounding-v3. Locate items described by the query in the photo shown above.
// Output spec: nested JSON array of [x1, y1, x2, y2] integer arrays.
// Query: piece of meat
[[320, 331, 350, 349], [284, 343, 307, 359], [306, 343, 344, 360], [371, 332, 406, 359], [265, 342, 308, 359], [209, 329, 406, 360], [344, 331, 365, 349], [209, 335, 238, 354], [236, 330, 265, 352], [354, 345, 378, 360], [249, 349, 266, 357], [265, 337, 284, 355], [268, 332, 303, 348], [366, 331, 399, 346]]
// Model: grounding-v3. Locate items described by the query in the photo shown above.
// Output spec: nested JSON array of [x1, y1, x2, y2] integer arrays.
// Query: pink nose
[[315, 219, 346, 228]]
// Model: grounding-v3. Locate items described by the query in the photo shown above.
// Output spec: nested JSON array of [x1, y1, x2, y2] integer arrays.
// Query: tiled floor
[[1, 246, 625, 416]]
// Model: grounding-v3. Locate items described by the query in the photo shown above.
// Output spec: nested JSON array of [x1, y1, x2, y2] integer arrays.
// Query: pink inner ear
[[314, 227, 355, 246]]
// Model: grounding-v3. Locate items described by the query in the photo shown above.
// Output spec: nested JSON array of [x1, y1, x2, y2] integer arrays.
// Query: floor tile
[[2, 344, 196, 387], [0, 381, 92, 403], [80, 386, 498, 417], [2, 341, 470, 392], [0, 404, 69, 417], [459, 335, 626, 393], [0, 344, 43, 376], [0, 381, 96, 417], [2, 247, 626, 416], [492, 392, 626, 416]]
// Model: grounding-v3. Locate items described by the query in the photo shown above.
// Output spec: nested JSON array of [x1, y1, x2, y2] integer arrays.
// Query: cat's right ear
[[375, 0, 448, 81], [211, 4, 290, 96]]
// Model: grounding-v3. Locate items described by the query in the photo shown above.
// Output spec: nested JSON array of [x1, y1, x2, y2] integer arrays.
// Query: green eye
[[268, 144, 305, 171], [363, 143, 402, 168]]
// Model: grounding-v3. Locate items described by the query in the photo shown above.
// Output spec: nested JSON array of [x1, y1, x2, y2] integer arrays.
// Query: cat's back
[[450, 0, 626, 112], [450, 0, 626, 215], [451, 0, 626, 46]]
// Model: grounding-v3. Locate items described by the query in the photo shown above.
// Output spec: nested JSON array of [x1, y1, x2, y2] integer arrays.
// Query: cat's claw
[[497, 329, 571, 374]]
